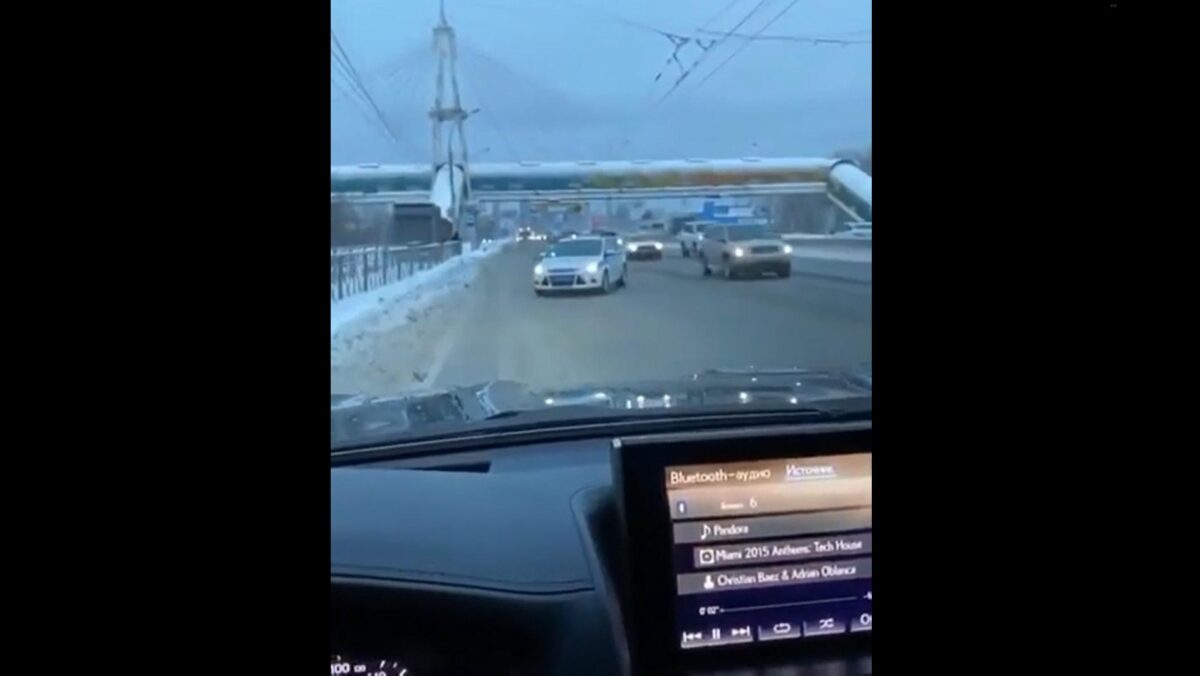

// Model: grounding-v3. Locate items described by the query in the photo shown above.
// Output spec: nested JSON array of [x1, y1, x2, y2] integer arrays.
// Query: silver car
[[698, 224, 793, 279]]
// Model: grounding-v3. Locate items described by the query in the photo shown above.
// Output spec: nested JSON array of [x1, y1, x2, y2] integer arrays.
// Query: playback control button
[[803, 616, 848, 637], [850, 611, 872, 632], [680, 625, 756, 649], [757, 621, 802, 641]]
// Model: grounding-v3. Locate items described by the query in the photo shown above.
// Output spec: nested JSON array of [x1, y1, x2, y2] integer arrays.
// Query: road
[[424, 242, 871, 391]]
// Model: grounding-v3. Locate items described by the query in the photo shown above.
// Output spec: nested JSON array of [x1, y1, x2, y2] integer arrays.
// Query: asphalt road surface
[[427, 241, 871, 391]]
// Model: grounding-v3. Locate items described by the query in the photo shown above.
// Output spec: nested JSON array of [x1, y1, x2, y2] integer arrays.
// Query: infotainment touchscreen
[[665, 453, 872, 649]]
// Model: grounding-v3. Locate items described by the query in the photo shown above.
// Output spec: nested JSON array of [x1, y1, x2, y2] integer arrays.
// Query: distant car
[[533, 236, 627, 295], [590, 229, 625, 246], [698, 224, 792, 279], [625, 233, 664, 260], [517, 227, 547, 242], [550, 230, 580, 243], [832, 222, 872, 239], [677, 221, 710, 257]]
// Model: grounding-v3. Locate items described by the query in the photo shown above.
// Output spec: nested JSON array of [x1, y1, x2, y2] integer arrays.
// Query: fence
[[331, 241, 463, 302]]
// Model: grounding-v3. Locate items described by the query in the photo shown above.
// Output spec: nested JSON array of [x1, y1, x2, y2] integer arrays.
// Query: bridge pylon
[[429, 0, 473, 232]]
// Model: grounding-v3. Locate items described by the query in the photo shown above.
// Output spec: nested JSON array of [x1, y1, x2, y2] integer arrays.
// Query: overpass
[[330, 8, 871, 235], [331, 156, 872, 227]]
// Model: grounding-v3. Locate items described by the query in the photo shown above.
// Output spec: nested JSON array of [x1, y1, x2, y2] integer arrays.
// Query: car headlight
[[585, 261, 599, 274], [783, 244, 793, 254], [654, 242, 663, 250], [733, 247, 745, 257], [534, 263, 545, 275], [627, 243, 637, 252]]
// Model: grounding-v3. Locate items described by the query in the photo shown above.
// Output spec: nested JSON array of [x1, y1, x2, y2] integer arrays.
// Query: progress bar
[[719, 596, 859, 614]]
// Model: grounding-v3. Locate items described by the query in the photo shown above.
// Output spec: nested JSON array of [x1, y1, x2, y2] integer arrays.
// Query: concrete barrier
[[782, 234, 872, 246], [790, 256, 871, 284], [786, 237, 871, 266]]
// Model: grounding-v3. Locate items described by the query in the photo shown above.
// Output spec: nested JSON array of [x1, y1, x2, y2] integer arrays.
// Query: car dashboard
[[331, 422, 872, 676]]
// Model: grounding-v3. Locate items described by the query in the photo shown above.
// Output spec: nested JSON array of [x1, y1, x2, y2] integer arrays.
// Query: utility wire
[[460, 70, 522, 161], [614, 1, 763, 154], [688, 0, 803, 93], [696, 28, 871, 44], [330, 33, 376, 111], [462, 46, 568, 158], [702, 0, 746, 28], [656, 0, 772, 104], [331, 76, 391, 138], [331, 53, 403, 149], [331, 30, 405, 148], [461, 0, 674, 37], [331, 57, 392, 140], [331, 54, 377, 119]]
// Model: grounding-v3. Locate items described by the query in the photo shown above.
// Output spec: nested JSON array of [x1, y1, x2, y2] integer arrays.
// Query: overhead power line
[[331, 56, 381, 123], [457, 67, 523, 161], [331, 76, 389, 133], [331, 53, 401, 148], [462, 0, 867, 50], [330, 33, 376, 110], [331, 30, 406, 149], [645, 1, 739, 87], [688, 0, 803, 94], [656, 0, 772, 104], [702, 0, 746, 27], [696, 28, 871, 45], [460, 45, 583, 158], [461, 0, 674, 37]]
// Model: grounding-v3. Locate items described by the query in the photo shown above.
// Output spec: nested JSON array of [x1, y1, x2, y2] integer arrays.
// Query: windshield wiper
[[481, 398, 861, 422], [333, 401, 868, 462]]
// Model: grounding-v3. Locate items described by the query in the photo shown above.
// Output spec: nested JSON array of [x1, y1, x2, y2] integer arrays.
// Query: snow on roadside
[[330, 239, 511, 395], [330, 239, 507, 340]]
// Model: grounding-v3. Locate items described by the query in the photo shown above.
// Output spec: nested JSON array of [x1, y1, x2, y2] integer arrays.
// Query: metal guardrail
[[471, 182, 828, 202], [331, 241, 462, 302], [338, 182, 828, 205]]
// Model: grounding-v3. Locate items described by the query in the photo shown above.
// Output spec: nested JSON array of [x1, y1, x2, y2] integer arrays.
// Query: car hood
[[730, 238, 788, 248], [539, 255, 601, 269], [331, 364, 872, 447]]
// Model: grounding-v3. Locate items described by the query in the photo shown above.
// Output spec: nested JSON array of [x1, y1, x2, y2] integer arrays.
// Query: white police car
[[533, 236, 627, 295]]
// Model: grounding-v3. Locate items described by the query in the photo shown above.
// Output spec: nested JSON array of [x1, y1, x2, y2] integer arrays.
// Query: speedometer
[[330, 655, 409, 676]]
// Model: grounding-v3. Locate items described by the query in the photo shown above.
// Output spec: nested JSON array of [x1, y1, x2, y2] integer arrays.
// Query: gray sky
[[331, 0, 871, 165]]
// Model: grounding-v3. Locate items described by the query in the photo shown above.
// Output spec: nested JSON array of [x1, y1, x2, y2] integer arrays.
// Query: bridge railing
[[331, 241, 462, 302]]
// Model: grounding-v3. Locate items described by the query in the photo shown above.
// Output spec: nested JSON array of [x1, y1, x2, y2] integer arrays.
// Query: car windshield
[[726, 226, 775, 241], [331, 0, 872, 449], [547, 239, 603, 256]]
